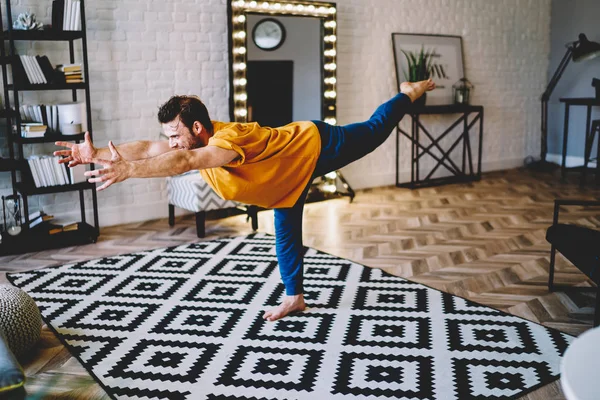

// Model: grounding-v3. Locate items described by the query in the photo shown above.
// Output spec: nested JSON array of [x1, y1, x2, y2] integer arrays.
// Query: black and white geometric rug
[[8, 233, 573, 400]]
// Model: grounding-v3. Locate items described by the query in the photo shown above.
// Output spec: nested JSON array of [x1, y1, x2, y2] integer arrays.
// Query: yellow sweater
[[200, 120, 321, 208]]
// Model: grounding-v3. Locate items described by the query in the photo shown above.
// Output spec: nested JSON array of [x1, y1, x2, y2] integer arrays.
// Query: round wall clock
[[252, 18, 286, 51]]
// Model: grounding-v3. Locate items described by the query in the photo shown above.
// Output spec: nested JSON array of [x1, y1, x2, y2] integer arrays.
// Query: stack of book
[[58, 63, 83, 84], [28, 211, 54, 229], [21, 123, 47, 138], [52, 0, 82, 31]]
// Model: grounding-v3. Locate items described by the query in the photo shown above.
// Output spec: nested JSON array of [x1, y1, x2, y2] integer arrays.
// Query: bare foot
[[262, 294, 306, 321], [400, 79, 436, 103]]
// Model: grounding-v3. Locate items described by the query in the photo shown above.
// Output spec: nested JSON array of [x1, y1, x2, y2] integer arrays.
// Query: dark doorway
[[247, 60, 293, 127]]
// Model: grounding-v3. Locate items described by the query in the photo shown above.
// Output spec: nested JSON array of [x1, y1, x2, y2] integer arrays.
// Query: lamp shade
[[572, 33, 600, 62]]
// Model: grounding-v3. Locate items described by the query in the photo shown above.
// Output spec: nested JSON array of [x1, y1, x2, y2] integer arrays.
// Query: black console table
[[396, 104, 484, 188]]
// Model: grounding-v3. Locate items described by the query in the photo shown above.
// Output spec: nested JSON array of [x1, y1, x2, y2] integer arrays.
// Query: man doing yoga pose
[[54, 79, 435, 321]]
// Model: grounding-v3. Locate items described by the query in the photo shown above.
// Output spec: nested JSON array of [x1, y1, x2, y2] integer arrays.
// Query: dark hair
[[157, 95, 213, 135]]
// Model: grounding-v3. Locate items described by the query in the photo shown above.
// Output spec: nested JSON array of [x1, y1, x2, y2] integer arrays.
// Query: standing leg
[[263, 183, 311, 321]]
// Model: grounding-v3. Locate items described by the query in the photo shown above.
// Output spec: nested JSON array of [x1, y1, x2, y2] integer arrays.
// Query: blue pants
[[273, 93, 412, 295]]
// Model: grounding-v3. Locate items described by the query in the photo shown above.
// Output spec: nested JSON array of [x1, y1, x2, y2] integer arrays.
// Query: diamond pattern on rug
[[332, 352, 434, 399], [243, 313, 334, 344], [344, 315, 431, 349], [216, 346, 323, 391], [7, 232, 573, 400], [151, 305, 245, 338], [107, 339, 220, 383]]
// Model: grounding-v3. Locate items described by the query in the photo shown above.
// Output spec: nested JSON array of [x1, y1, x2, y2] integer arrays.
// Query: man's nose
[[169, 140, 177, 149]]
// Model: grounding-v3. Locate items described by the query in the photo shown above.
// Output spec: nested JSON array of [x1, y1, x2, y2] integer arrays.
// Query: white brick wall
[[0, 0, 551, 227]]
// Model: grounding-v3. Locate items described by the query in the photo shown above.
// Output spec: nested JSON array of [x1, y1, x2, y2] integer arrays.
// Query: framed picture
[[392, 33, 464, 105]]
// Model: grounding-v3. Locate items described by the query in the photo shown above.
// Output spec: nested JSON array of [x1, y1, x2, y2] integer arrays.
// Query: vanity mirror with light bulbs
[[227, 0, 354, 202], [227, 0, 338, 126]]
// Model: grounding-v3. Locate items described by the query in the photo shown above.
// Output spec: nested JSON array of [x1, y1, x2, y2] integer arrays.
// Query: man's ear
[[192, 121, 204, 136]]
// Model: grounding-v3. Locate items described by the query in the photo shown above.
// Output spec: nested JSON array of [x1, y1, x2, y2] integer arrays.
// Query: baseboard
[[546, 153, 597, 168], [345, 157, 524, 190]]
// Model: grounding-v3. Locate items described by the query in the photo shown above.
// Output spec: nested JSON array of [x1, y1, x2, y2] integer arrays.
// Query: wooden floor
[[1, 168, 598, 400]]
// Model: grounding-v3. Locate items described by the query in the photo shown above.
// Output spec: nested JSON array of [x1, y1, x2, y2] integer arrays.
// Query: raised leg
[[168, 204, 175, 227], [312, 80, 435, 177], [195, 211, 205, 238]]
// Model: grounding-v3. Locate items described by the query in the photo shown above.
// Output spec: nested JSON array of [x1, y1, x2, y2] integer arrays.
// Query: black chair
[[581, 119, 600, 185], [546, 199, 600, 326]]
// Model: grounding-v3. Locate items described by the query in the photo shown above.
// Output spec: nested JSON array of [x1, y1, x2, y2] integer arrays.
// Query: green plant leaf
[[401, 49, 414, 81]]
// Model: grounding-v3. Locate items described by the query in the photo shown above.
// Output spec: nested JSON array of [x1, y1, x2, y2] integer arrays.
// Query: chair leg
[[548, 245, 556, 292], [594, 286, 600, 327], [584, 121, 599, 186], [195, 211, 206, 238], [168, 204, 175, 227], [248, 206, 258, 231], [595, 122, 600, 185]]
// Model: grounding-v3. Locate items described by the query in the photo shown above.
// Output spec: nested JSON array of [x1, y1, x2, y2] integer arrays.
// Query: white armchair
[[166, 172, 258, 237]]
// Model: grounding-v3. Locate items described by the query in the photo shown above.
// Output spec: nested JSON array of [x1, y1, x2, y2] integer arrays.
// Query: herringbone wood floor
[[1, 168, 597, 400]]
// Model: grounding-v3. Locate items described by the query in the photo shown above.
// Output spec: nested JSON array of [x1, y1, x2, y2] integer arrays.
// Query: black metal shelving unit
[[0, 0, 99, 255]]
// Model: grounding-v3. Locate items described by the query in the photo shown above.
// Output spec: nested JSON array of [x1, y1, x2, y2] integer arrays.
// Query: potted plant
[[401, 46, 434, 106]]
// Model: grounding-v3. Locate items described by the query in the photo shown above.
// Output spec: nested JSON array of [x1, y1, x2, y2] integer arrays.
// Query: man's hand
[[54, 131, 97, 167], [83, 141, 132, 191]]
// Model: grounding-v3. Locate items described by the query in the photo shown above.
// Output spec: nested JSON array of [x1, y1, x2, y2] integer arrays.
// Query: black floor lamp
[[531, 33, 600, 172]]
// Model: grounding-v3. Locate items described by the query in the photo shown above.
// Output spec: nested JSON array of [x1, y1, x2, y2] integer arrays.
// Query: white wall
[[0, 0, 551, 227]]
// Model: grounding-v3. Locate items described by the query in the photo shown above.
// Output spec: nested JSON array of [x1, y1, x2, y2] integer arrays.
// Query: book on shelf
[[48, 219, 79, 235], [28, 211, 54, 229], [30, 220, 78, 235], [51, 0, 81, 32], [19, 104, 60, 132], [70, 163, 88, 184], [14, 55, 61, 85], [27, 155, 71, 188], [57, 63, 82, 73]]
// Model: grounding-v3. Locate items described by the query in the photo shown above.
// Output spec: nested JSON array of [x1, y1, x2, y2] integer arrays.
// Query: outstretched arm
[[54, 132, 173, 166], [83, 142, 238, 191]]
